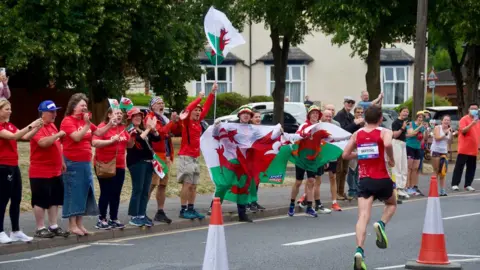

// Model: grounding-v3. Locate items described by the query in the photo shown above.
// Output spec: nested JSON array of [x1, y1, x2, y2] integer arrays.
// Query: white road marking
[[0, 259, 31, 265], [449, 254, 480, 258], [375, 258, 480, 269], [91, 242, 134, 246], [282, 232, 355, 246], [443, 212, 480, 220], [32, 245, 91, 259]]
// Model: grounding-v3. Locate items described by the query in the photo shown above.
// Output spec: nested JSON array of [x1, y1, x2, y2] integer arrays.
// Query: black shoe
[[239, 213, 253, 223], [35, 228, 55, 238], [108, 219, 126, 229], [249, 203, 258, 213], [255, 202, 266, 210], [48, 226, 70, 237], [154, 210, 172, 224]]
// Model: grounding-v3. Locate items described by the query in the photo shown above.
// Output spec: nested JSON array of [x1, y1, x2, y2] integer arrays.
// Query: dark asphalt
[[1, 187, 480, 269]]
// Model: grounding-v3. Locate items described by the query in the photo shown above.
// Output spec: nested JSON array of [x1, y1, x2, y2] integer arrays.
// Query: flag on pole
[[204, 6, 245, 65], [120, 96, 133, 111], [153, 153, 168, 179], [289, 122, 351, 172], [108, 98, 120, 109], [201, 123, 292, 204]]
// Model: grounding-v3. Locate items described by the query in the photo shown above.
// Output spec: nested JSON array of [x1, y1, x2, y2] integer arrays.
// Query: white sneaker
[[465, 186, 475, 192], [10, 231, 33, 242], [451, 185, 459, 191], [0, 232, 12, 244], [398, 189, 410, 199]]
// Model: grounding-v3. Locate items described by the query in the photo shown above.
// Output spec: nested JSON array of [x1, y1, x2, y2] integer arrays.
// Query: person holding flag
[[146, 97, 180, 224], [126, 108, 161, 227], [92, 104, 129, 230], [177, 84, 217, 219], [341, 105, 397, 270]]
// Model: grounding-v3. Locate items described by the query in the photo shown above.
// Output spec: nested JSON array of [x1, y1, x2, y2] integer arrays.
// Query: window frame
[[380, 66, 409, 108], [193, 65, 235, 95], [265, 64, 307, 102]]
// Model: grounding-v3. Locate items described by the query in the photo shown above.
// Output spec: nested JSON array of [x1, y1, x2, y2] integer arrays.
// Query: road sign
[[428, 80, 436, 89], [427, 68, 438, 81]]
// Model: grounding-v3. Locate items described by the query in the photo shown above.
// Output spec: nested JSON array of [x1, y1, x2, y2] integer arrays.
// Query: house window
[[195, 66, 233, 95], [267, 65, 306, 102], [381, 66, 408, 106]]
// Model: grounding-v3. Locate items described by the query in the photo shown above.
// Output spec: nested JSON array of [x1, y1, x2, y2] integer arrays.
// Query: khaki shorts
[[151, 152, 170, 186], [177, 156, 200, 185]]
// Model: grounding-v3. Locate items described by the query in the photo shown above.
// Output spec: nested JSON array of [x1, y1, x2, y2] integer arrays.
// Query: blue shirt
[[358, 101, 372, 111]]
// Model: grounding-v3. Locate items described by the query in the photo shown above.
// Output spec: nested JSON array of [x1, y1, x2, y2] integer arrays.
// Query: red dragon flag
[[204, 6, 245, 65]]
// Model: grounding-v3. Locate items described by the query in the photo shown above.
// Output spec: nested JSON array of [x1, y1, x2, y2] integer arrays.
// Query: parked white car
[[215, 102, 307, 124]]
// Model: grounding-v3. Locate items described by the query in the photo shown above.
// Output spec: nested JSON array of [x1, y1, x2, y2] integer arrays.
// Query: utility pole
[[413, 0, 428, 115]]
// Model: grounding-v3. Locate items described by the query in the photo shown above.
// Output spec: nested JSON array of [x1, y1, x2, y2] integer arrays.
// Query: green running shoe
[[374, 221, 388, 249], [353, 251, 367, 270]]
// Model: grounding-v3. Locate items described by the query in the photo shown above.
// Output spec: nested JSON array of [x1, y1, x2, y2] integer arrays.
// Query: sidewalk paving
[[1, 169, 478, 255]]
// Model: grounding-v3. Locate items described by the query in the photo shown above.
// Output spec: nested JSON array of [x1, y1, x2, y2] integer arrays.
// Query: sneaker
[[10, 231, 33, 242], [142, 216, 153, 227], [191, 209, 205, 220], [288, 204, 295, 217], [0, 232, 12, 244], [465, 186, 475, 192], [239, 212, 253, 223], [179, 209, 197, 219], [397, 189, 410, 199], [48, 227, 70, 237], [129, 217, 145, 227], [255, 203, 266, 210], [34, 228, 55, 238], [249, 203, 258, 213], [332, 203, 342, 211], [108, 220, 125, 229], [207, 207, 212, 216], [414, 186, 425, 196], [373, 221, 388, 249], [305, 207, 318, 217], [353, 250, 367, 270], [95, 219, 111, 230], [146, 216, 153, 223], [439, 189, 448, 197], [452, 185, 459, 191], [315, 205, 332, 214], [154, 210, 172, 224], [297, 193, 306, 206]]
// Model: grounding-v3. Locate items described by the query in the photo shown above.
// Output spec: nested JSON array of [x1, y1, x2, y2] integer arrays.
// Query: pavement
[[1, 168, 479, 257], [1, 179, 480, 269]]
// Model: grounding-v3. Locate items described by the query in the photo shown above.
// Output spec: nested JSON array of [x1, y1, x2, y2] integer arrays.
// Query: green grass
[[17, 138, 294, 212]]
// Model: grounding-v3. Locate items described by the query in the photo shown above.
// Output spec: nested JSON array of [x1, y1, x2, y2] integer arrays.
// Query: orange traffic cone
[[202, 197, 229, 270], [405, 176, 461, 269]]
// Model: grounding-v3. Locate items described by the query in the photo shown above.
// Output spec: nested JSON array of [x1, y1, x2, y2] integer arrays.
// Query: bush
[[205, 92, 248, 119], [395, 94, 452, 116], [248, 95, 273, 103], [127, 93, 151, 107]]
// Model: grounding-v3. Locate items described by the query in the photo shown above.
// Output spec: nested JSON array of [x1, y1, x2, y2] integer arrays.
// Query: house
[[129, 22, 424, 110], [433, 68, 480, 105]]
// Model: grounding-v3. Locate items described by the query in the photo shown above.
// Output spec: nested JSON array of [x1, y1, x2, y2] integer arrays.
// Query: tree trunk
[[448, 44, 466, 116], [464, 45, 480, 111], [88, 82, 109, 125], [365, 35, 382, 99], [144, 78, 150, 95], [270, 29, 290, 125]]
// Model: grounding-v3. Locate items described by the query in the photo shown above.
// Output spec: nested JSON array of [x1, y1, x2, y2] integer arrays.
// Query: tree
[[429, 0, 480, 115], [0, 0, 206, 122], [311, 0, 417, 99]]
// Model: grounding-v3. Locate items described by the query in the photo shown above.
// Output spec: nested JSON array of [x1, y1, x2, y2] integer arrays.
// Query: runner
[[342, 105, 397, 270]]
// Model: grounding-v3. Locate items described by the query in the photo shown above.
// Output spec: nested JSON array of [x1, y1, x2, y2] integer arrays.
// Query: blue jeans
[[418, 149, 425, 172], [97, 168, 125, 220], [62, 157, 98, 218], [347, 166, 359, 197], [128, 161, 153, 217]]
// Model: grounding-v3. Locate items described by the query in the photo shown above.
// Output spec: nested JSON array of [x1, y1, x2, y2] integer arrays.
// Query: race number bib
[[357, 143, 379, 160]]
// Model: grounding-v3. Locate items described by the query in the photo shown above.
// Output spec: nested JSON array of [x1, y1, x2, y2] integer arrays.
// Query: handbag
[[95, 132, 119, 178]]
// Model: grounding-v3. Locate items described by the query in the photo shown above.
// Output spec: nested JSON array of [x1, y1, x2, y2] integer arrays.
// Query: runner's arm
[[341, 132, 357, 160], [382, 129, 394, 163]]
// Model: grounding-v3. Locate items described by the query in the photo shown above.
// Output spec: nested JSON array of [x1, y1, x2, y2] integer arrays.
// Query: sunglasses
[[346, 100, 355, 104]]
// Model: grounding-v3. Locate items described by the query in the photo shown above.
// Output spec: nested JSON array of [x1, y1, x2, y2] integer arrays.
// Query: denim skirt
[[62, 157, 99, 218]]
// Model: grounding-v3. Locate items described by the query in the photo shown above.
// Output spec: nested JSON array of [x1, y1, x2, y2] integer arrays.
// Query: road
[[1, 188, 480, 269]]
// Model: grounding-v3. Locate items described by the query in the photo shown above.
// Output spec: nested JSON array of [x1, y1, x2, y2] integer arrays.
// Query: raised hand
[[170, 112, 179, 122], [83, 112, 91, 124], [31, 118, 44, 128], [211, 82, 218, 94], [179, 110, 189, 120]]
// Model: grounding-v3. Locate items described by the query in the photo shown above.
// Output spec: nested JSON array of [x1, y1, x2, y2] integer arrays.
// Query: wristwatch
[[28, 125, 32, 130]]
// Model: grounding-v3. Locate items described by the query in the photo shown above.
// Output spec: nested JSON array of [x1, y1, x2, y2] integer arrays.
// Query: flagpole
[[213, 27, 218, 121]]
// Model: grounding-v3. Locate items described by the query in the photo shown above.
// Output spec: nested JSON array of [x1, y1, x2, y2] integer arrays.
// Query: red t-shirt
[[458, 115, 480, 156], [357, 127, 390, 180], [0, 122, 19, 166], [60, 115, 98, 162], [93, 123, 129, 169], [29, 123, 63, 178]]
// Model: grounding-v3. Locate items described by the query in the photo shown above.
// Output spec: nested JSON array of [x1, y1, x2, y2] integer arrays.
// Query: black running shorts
[[358, 177, 394, 201]]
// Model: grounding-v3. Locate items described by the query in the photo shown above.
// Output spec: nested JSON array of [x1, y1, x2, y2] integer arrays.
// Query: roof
[[436, 68, 467, 85], [257, 47, 314, 64], [380, 48, 414, 65], [197, 48, 243, 65]]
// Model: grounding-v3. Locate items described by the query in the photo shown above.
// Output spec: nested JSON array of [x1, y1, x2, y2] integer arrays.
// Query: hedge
[[127, 92, 273, 119], [395, 94, 452, 116]]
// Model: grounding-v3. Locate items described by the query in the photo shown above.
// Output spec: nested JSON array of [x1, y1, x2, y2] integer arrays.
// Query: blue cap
[[38, 100, 62, 112]]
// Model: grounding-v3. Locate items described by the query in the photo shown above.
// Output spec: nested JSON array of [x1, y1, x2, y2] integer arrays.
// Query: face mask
[[470, 110, 478, 116]]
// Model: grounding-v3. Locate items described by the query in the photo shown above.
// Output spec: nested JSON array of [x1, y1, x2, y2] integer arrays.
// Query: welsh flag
[[200, 123, 293, 205], [204, 6, 245, 65], [153, 154, 168, 179], [108, 98, 120, 109], [120, 96, 133, 111], [290, 122, 351, 172]]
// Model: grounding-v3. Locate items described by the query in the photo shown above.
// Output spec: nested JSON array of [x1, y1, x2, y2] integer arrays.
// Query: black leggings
[[97, 168, 125, 221], [0, 165, 22, 232]]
